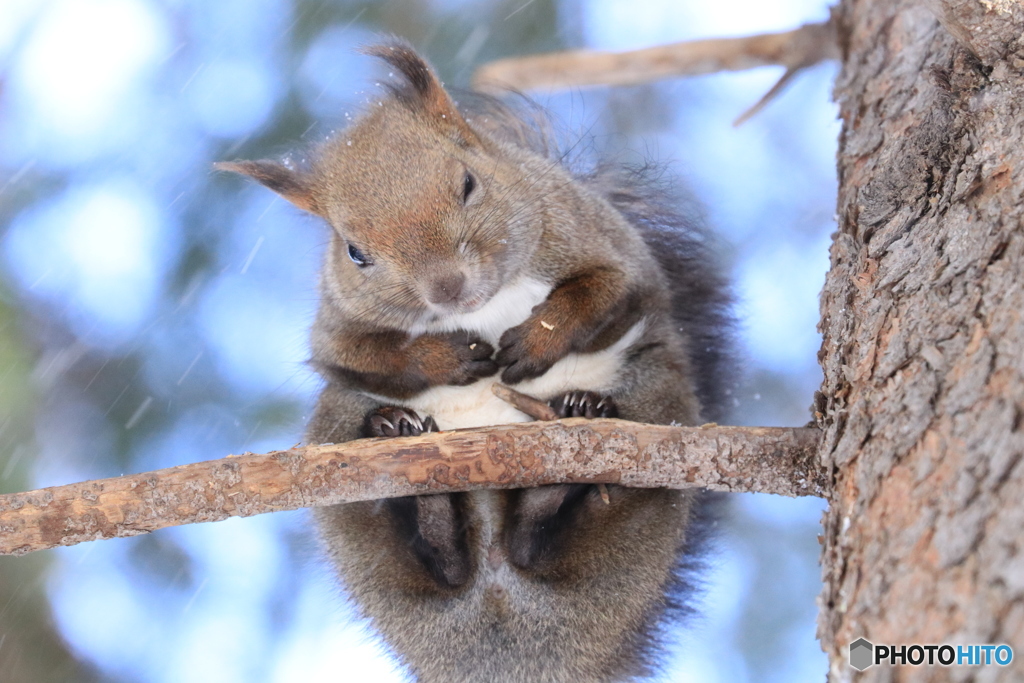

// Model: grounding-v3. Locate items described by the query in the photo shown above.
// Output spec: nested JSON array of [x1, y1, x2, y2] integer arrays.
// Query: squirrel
[[217, 40, 733, 683]]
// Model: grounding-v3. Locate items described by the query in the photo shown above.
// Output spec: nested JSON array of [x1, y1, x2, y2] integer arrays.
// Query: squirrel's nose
[[426, 272, 466, 305]]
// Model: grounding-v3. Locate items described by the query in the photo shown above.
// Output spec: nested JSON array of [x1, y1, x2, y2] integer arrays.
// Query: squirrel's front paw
[[412, 330, 498, 387], [364, 406, 439, 437], [447, 332, 499, 385], [548, 391, 618, 418], [495, 319, 570, 384]]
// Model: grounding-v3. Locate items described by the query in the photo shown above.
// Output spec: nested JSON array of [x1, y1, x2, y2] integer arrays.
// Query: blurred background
[[0, 0, 837, 680]]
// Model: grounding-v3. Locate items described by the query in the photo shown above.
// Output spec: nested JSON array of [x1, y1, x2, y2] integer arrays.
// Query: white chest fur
[[390, 276, 644, 431], [378, 276, 645, 591], [408, 276, 552, 347]]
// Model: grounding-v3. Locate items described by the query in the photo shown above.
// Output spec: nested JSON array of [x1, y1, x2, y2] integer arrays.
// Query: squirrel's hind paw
[[548, 391, 618, 419], [364, 406, 439, 437]]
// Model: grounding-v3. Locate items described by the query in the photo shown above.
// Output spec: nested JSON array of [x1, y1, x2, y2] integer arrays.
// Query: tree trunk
[[818, 0, 1024, 680]]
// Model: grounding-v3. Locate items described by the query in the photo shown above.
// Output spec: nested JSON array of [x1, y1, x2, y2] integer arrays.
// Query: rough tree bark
[[818, 0, 1024, 679]]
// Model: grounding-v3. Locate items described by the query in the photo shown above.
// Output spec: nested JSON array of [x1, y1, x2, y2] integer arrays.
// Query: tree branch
[[471, 20, 838, 92], [0, 420, 823, 556]]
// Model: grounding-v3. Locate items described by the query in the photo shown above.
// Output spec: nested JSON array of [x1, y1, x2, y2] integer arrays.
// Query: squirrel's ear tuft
[[362, 40, 479, 146], [214, 160, 321, 215]]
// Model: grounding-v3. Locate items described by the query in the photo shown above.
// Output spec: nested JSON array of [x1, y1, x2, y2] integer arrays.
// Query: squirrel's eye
[[347, 243, 372, 267], [461, 171, 476, 204]]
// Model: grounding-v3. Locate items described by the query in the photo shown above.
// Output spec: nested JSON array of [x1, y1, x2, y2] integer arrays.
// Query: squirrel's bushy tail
[[583, 164, 737, 424]]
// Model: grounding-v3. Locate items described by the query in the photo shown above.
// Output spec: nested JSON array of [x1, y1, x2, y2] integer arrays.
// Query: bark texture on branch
[[0, 421, 823, 556], [819, 0, 1024, 678], [472, 21, 838, 91]]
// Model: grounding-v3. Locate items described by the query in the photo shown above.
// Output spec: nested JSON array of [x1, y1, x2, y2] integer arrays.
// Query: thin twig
[[732, 66, 801, 126], [491, 384, 559, 421], [472, 20, 838, 92]]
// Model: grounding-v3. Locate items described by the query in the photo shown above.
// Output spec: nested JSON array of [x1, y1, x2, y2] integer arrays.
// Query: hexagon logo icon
[[849, 638, 874, 671]]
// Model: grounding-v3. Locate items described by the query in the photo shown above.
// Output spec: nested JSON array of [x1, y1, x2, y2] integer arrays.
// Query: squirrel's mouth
[[419, 275, 500, 320], [426, 290, 489, 317], [453, 291, 489, 312]]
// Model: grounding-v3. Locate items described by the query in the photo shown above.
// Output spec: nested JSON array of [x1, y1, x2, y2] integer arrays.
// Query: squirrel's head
[[217, 41, 542, 326]]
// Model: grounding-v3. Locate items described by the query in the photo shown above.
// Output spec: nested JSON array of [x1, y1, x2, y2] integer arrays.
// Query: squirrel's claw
[[365, 406, 439, 437], [548, 391, 619, 419]]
